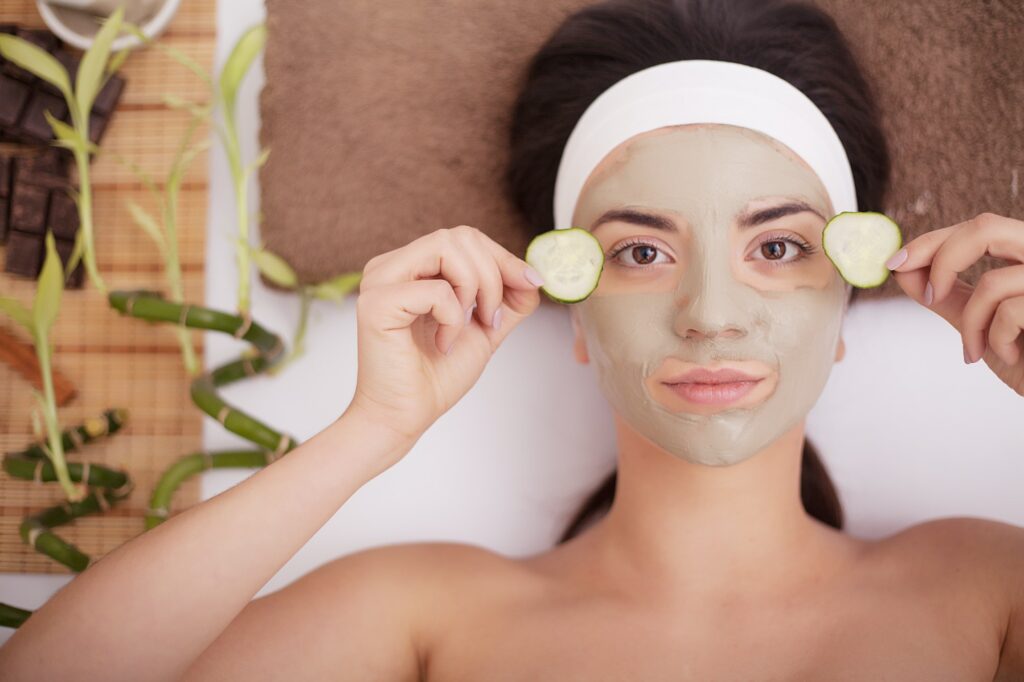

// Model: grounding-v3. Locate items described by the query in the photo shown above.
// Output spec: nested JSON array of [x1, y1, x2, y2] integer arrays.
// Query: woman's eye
[[749, 234, 817, 266], [607, 239, 674, 269]]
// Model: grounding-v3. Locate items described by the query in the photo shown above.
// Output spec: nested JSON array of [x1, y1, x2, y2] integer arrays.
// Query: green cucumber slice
[[822, 211, 903, 288], [525, 227, 604, 303]]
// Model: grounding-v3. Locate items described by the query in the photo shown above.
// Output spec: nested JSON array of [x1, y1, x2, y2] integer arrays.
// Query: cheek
[[762, 289, 846, 363]]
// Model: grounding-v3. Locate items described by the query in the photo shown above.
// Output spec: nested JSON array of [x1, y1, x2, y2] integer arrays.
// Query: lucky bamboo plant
[[0, 19, 362, 629]]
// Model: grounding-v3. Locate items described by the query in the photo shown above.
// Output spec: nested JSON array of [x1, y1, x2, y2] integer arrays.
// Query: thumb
[[891, 267, 973, 333]]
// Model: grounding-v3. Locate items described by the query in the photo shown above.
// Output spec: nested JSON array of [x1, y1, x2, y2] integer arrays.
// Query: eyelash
[[606, 232, 819, 270]]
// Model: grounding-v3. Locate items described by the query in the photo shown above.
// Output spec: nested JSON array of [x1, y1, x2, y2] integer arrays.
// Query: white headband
[[553, 59, 858, 230]]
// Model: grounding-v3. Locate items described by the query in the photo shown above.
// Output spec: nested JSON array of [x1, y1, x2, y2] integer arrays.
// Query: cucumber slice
[[525, 227, 604, 303], [822, 211, 903, 288]]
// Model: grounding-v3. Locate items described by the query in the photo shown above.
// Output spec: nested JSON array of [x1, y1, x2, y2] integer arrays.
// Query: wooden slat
[[0, 0, 213, 574]]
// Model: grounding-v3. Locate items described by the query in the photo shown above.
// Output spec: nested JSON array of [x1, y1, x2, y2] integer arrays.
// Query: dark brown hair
[[505, 0, 890, 541]]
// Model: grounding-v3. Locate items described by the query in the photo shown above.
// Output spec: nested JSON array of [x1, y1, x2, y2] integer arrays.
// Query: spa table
[[2, 0, 1023, 649]]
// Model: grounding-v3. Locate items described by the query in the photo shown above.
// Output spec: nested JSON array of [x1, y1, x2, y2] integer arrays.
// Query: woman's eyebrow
[[589, 201, 826, 234], [736, 200, 826, 229], [589, 208, 677, 232]]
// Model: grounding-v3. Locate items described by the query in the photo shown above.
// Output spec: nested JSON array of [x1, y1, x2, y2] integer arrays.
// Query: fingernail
[[963, 346, 971, 364], [445, 339, 455, 356], [492, 308, 503, 330], [924, 281, 934, 306], [524, 266, 545, 287], [885, 247, 908, 270], [465, 306, 474, 324]]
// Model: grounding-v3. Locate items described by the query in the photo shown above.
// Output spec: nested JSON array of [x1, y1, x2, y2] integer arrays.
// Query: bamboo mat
[[0, 1, 214, 573]]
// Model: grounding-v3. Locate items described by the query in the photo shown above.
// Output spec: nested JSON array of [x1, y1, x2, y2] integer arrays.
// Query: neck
[[586, 414, 852, 601]]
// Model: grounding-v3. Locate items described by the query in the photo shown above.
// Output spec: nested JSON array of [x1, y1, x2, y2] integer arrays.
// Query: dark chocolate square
[[4, 230, 42, 277], [47, 191, 78, 240], [93, 74, 125, 115], [0, 75, 29, 127], [0, 196, 8, 243], [13, 148, 70, 189], [54, 236, 83, 288], [0, 155, 10, 197], [9, 182, 48, 234], [20, 91, 67, 144], [87, 112, 110, 145]]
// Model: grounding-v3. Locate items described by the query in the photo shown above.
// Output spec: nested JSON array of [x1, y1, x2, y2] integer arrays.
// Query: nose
[[671, 250, 754, 342]]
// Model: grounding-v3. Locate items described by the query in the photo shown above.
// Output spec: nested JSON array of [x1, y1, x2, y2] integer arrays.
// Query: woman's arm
[[0, 403, 417, 682]]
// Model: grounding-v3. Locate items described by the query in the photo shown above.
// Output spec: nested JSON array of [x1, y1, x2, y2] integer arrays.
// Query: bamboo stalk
[[144, 448, 273, 530], [3, 455, 128, 489], [19, 483, 135, 572], [0, 602, 32, 630], [14, 408, 128, 460], [107, 289, 299, 455]]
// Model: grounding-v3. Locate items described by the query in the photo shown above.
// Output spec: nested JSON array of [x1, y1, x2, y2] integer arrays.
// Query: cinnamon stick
[[0, 326, 77, 405]]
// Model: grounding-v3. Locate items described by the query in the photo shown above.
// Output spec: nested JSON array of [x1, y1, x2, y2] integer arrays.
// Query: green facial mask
[[572, 124, 849, 466]]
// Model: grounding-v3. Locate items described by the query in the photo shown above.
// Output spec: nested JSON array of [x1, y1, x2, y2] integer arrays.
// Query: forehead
[[572, 124, 833, 229]]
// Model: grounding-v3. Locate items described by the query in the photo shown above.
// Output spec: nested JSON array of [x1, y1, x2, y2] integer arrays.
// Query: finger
[[361, 229, 480, 314], [988, 296, 1024, 367], [916, 213, 1024, 306], [475, 232, 546, 315], [454, 229, 506, 330], [959, 264, 1024, 364], [361, 279, 465, 355], [888, 225, 957, 272], [890, 266, 972, 331]]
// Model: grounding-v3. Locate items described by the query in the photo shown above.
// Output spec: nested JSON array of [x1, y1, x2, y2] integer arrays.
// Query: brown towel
[[258, 0, 1023, 301]]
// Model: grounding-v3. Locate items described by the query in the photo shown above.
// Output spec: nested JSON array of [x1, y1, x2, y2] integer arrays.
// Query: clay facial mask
[[571, 124, 849, 466]]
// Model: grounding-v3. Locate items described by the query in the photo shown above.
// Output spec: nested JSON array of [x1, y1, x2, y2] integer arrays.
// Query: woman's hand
[[348, 225, 544, 450], [887, 212, 1024, 396]]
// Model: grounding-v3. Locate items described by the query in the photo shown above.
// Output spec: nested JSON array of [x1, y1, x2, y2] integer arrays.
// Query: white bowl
[[36, 0, 182, 52]]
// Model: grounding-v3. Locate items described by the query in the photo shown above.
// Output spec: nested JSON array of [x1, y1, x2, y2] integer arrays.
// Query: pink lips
[[662, 367, 765, 406], [665, 380, 761, 405]]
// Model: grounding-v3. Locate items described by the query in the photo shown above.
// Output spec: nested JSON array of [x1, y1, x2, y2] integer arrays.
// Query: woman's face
[[570, 123, 850, 466]]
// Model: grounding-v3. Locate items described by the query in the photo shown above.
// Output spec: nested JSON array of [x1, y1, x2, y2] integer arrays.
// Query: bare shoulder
[[879, 516, 1024, 572], [184, 541, 525, 681], [872, 516, 1024, 678]]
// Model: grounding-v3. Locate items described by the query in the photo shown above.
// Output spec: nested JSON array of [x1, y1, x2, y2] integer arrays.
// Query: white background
[[2, 0, 1022, 646]]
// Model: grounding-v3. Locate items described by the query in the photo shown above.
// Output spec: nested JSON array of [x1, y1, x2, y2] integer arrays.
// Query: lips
[[663, 367, 763, 384]]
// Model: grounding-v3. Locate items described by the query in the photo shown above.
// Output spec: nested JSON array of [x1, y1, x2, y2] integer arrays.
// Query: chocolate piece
[[0, 25, 125, 146], [12, 147, 71, 189], [19, 91, 68, 144], [0, 155, 10, 196], [4, 230, 42, 277], [0, 75, 30, 128], [0, 148, 83, 287], [0, 196, 8, 242], [10, 182, 48, 234], [93, 75, 125, 116], [47, 191, 78, 240]]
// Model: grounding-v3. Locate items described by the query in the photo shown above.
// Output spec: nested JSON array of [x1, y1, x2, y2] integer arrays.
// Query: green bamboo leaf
[[126, 200, 166, 254], [33, 233, 65, 337], [251, 246, 297, 288], [44, 110, 84, 152], [310, 272, 363, 302], [65, 202, 84, 277], [253, 147, 270, 169], [219, 24, 266, 116], [168, 140, 211, 193], [0, 296, 33, 332], [0, 34, 72, 100], [77, 6, 124, 124], [106, 46, 129, 75]]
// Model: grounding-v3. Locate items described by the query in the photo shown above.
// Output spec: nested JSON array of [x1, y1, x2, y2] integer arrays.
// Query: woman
[[2, 0, 1021, 679]]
